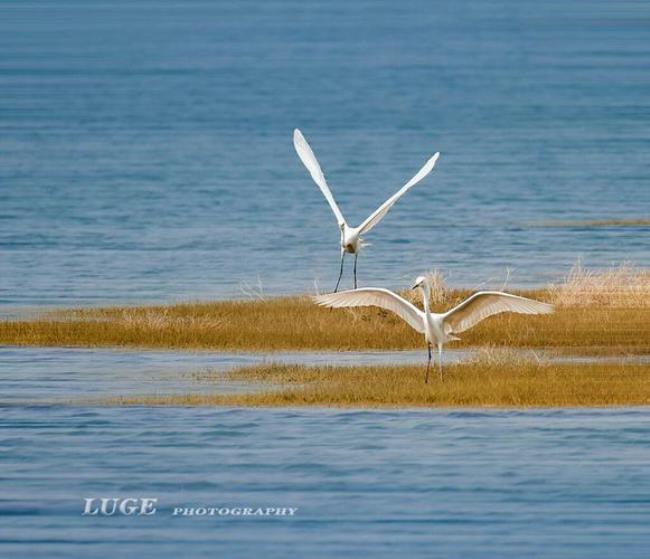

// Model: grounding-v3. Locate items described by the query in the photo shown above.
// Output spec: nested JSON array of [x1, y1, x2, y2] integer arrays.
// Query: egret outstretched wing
[[293, 129, 346, 227], [443, 291, 553, 334], [314, 288, 425, 333], [358, 152, 440, 234]]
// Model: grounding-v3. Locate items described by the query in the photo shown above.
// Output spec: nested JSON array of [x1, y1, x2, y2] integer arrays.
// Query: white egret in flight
[[293, 129, 440, 291], [314, 276, 553, 382]]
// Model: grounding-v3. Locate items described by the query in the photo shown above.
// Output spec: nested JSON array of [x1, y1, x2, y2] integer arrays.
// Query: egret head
[[411, 275, 428, 291]]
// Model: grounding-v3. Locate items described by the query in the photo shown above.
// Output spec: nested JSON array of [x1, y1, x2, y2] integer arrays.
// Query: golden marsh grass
[[114, 358, 650, 408], [1, 265, 648, 353]]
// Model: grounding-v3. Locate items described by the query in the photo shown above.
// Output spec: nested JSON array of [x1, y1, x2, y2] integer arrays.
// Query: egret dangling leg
[[334, 251, 345, 293], [438, 343, 443, 381], [353, 253, 358, 289], [425, 343, 432, 384]]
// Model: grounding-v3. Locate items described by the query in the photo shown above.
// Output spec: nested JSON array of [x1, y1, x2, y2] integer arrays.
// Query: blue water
[[1, 0, 649, 308], [2, 1, 650, 556], [2, 406, 650, 558]]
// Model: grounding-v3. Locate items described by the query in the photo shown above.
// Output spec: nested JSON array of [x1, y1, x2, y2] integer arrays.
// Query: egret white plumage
[[293, 129, 440, 291], [314, 277, 554, 382]]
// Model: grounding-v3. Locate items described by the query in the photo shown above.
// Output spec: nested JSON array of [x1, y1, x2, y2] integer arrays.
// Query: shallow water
[[1, 0, 649, 309], [3, 345, 648, 405], [0, 345, 467, 404], [0, 346, 426, 405]]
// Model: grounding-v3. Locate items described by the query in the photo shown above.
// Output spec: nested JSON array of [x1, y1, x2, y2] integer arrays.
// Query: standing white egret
[[314, 276, 553, 382], [293, 129, 440, 291]]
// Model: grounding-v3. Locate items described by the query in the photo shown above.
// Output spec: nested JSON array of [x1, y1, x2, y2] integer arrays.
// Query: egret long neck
[[421, 287, 431, 316]]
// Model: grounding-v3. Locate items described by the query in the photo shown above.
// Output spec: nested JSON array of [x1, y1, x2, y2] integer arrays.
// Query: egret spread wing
[[314, 288, 425, 333], [358, 152, 439, 234], [443, 291, 554, 334], [293, 129, 346, 226]]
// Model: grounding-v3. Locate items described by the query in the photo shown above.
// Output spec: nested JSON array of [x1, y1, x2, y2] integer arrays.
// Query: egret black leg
[[425, 344, 432, 384], [438, 344, 443, 381], [334, 252, 345, 293], [353, 253, 358, 289]]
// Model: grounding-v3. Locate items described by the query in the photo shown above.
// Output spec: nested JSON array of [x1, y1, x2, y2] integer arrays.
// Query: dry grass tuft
[[424, 269, 448, 305], [465, 345, 542, 367], [550, 262, 650, 308], [401, 269, 449, 307], [114, 359, 650, 408]]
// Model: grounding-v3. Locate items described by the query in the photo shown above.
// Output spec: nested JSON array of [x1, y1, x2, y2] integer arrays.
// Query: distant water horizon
[[1, 0, 648, 309]]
